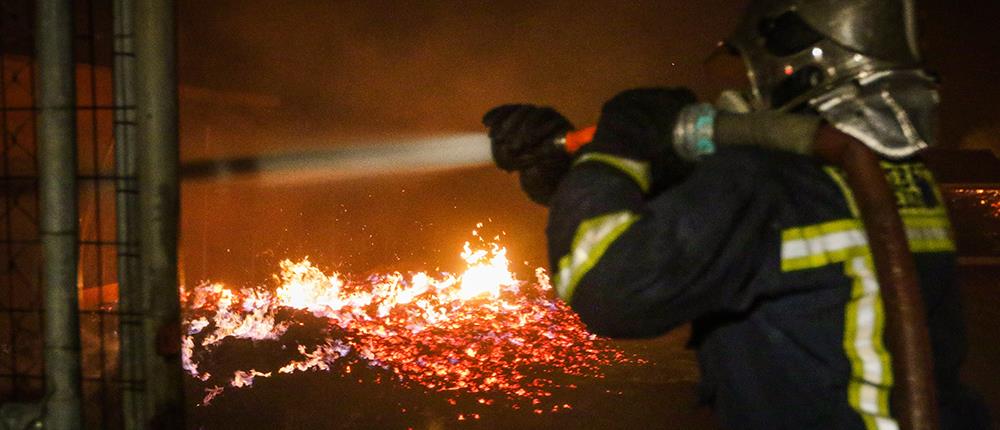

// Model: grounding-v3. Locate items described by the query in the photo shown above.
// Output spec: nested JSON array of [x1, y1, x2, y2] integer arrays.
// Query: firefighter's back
[[692, 150, 990, 429]]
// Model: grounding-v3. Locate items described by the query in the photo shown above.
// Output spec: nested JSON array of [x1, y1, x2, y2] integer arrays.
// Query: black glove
[[482, 104, 574, 205], [585, 87, 698, 187]]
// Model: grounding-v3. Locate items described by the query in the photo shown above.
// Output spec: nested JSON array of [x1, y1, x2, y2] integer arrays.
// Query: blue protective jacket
[[547, 146, 990, 429]]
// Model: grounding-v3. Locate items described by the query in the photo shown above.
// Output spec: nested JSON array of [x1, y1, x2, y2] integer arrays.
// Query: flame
[[182, 226, 643, 414], [456, 241, 512, 300]]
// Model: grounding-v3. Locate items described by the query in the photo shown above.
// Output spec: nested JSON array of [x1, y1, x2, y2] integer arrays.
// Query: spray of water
[[181, 133, 493, 185]]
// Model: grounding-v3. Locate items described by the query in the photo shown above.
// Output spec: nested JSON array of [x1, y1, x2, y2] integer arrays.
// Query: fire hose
[[180, 110, 939, 430], [813, 126, 938, 430]]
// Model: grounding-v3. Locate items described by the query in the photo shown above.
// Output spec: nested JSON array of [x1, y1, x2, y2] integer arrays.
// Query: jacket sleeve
[[546, 147, 783, 338]]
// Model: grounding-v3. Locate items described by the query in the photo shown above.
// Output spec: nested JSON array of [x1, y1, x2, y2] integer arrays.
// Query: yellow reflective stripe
[[825, 167, 860, 217], [900, 205, 948, 218], [906, 225, 956, 253], [826, 161, 955, 253], [780, 216, 952, 430], [781, 218, 861, 242], [780, 219, 867, 272], [902, 211, 955, 253], [844, 255, 897, 430], [574, 152, 651, 193], [780, 212, 953, 429], [555, 211, 639, 301], [902, 212, 950, 228], [797, 163, 949, 430], [782, 246, 866, 272], [781, 214, 955, 272], [780, 218, 917, 429], [787, 226, 897, 427]]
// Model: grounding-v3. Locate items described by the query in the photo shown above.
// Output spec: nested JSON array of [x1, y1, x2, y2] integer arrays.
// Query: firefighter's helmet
[[726, 0, 939, 158]]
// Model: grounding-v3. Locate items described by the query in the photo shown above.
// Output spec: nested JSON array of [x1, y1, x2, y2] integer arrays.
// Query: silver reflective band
[[810, 70, 938, 159], [672, 103, 718, 162]]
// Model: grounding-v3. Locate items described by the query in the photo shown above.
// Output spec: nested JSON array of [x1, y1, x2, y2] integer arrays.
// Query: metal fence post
[[113, 0, 147, 427], [134, 0, 184, 426], [35, 0, 82, 428]]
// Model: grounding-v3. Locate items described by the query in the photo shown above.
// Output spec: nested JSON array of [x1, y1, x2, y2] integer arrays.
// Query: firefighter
[[482, 1, 990, 428]]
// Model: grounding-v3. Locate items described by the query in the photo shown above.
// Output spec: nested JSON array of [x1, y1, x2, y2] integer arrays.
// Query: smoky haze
[[176, 0, 741, 286], [179, 1, 739, 136], [175, 0, 1000, 286]]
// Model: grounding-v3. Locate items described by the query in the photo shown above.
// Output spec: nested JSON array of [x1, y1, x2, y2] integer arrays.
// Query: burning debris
[[952, 188, 1000, 217], [946, 188, 1000, 256], [182, 226, 644, 415]]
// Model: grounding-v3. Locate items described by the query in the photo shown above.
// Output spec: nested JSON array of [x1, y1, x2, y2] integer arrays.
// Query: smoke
[[174, 0, 742, 284], [177, 0, 741, 138]]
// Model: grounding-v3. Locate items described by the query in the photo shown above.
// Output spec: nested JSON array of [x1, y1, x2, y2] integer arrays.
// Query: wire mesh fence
[[1, 0, 125, 427], [0, 0, 45, 409]]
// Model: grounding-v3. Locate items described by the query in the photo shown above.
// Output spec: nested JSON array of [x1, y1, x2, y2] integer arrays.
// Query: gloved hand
[[585, 87, 698, 186], [482, 104, 574, 205]]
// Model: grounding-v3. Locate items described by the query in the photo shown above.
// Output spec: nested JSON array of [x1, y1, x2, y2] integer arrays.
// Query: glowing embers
[[953, 188, 1000, 217], [182, 229, 643, 413]]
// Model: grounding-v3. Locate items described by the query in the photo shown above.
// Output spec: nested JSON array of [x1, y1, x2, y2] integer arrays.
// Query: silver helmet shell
[[726, 0, 937, 158], [728, 0, 921, 111]]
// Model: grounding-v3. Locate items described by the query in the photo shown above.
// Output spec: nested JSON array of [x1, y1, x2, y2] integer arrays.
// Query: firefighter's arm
[[547, 143, 782, 338]]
